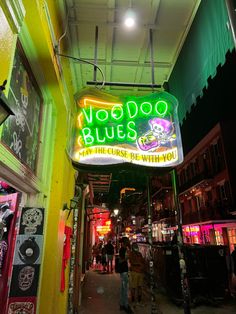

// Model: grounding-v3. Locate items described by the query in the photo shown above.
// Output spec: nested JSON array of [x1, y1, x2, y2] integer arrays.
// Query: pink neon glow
[[201, 224, 213, 231]]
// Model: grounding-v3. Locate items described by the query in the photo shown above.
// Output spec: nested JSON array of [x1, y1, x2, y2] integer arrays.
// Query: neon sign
[[71, 88, 183, 167], [96, 220, 111, 235]]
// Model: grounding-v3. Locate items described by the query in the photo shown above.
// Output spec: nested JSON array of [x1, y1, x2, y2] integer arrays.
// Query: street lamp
[[0, 80, 14, 126], [113, 209, 120, 252], [63, 196, 80, 219], [114, 208, 119, 216]]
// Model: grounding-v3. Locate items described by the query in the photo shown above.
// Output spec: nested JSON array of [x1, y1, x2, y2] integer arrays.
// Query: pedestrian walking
[[129, 242, 145, 307], [92, 242, 98, 266], [118, 237, 133, 313], [231, 245, 236, 276], [231, 244, 236, 294], [101, 243, 107, 272], [105, 240, 114, 272], [95, 242, 102, 270]]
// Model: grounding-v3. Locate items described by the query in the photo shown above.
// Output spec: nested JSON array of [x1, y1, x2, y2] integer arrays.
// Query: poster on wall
[[71, 88, 183, 168], [9, 264, 40, 297], [18, 207, 44, 235], [7, 207, 45, 307], [7, 297, 36, 314], [13, 235, 43, 265]]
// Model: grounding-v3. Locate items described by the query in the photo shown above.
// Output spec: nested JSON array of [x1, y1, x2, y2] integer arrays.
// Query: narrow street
[[79, 267, 236, 314]]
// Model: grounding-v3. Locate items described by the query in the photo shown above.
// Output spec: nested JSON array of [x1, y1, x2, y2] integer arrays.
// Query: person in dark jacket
[[101, 244, 107, 272], [231, 245, 236, 276], [105, 240, 114, 273], [129, 242, 145, 306], [231, 245, 236, 295], [119, 237, 133, 313]]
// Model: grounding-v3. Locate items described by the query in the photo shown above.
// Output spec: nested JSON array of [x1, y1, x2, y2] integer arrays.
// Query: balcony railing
[[179, 171, 213, 194], [182, 201, 235, 224]]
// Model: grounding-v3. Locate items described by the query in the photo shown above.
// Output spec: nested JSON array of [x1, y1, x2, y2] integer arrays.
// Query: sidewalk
[[79, 267, 236, 314], [79, 267, 152, 314], [78, 268, 121, 314]]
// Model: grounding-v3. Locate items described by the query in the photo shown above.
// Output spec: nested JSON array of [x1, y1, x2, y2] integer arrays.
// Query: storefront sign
[[71, 89, 183, 167], [96, 220, 111, 235]]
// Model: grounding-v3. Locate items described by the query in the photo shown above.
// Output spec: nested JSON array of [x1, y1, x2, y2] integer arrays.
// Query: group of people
[[92, 240, 115, 272], [118, 237, 145, 314], [91, 237, 145, 313]]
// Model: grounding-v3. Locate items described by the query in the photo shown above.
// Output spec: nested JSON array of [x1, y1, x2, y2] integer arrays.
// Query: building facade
[[0, 1, 81, 314]]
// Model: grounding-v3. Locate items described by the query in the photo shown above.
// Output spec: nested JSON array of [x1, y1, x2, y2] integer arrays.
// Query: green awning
[[169, 0, 234, 123]]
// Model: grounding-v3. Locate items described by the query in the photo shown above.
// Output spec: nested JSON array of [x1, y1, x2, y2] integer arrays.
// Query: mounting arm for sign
[[87, 26, 165, 90], [55, 49, 106, 89], [56, 24, 166, 90]]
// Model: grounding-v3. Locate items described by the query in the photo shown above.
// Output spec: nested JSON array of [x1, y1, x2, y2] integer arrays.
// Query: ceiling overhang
[[64, 0, 201, 96]]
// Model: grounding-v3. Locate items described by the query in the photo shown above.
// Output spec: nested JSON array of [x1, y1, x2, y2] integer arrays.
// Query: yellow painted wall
[[21, 1, 76, 313], [0, 1, 77, 313], [0, 7, 16, 86]]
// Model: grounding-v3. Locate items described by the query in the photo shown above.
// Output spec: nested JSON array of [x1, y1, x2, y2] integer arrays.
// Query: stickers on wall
[[7, 297, 36, 314], [7, 207, 45, 309], [19, 207, 44, 235], [13, 235, 43, 265], [9, 265, 40, 297]]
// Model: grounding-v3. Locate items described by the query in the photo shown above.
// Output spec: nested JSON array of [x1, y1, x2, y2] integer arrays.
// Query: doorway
[[0, 181, 21, 313]]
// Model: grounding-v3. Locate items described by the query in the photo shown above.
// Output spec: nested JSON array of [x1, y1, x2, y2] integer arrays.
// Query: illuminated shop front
[[182, 221, 236, 249], [152, 221, 176, 243], [96, 220, 111, 240], [183, 225, 201, 244]]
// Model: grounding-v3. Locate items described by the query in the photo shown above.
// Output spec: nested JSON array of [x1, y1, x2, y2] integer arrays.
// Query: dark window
[[0, 42, 42, 172], [180, 202, 185, 214], [202, 150, 210, 175], [206, 190, 212, 204], [219, 184, 227, 201], [188, 199, 192, 211], [191, 162, 196, 177], [195, 157, 200, 175], [185, 168, 189, 182], [212, 139, 225, 173]]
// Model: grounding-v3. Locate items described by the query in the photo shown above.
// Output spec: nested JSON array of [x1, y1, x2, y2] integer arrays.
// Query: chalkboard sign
[[1, 46, 42, 172]]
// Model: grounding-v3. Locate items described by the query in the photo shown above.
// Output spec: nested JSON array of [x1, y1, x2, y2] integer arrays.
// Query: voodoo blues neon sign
[[71, 89, 183, 167]]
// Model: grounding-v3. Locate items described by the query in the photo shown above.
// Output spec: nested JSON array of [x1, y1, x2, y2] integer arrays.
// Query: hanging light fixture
[[62, 196, 80, 219], [0, 80, 14, 126], [124, 0, 135, 28]]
